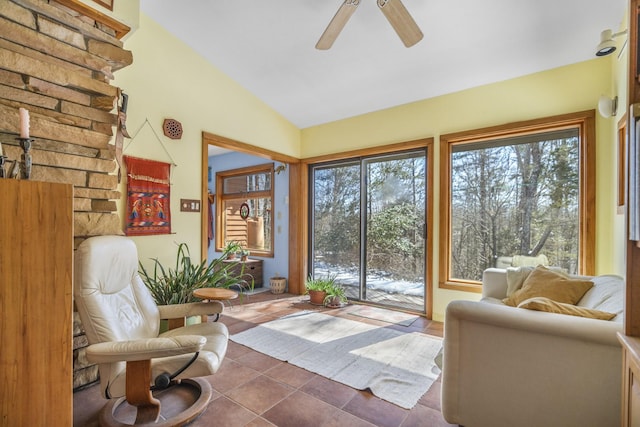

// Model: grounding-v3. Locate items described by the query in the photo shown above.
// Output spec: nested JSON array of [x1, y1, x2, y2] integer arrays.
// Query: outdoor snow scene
[[309, 129, 582, 312]]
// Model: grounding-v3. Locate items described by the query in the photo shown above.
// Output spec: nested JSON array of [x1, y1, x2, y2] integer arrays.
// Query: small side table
[[193, 288, 238, 301], [193, 288, 238, 321]]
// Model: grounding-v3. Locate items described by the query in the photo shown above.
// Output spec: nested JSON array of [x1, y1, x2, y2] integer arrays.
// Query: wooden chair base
[[99, 378, 212, 427]]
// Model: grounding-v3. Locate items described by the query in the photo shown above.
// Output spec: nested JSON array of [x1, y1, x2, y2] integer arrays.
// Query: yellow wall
[[116, 13, 624, 321], [113, 14, 300, 267], [611, 15, 630, 277], [302, 58, 622, 320]]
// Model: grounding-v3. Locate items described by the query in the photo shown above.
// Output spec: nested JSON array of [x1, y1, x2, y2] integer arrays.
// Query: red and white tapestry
[[124, 155, 171, 236]]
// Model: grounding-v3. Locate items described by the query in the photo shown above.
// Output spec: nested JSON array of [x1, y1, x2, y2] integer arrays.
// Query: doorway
[[200, 132, 300, 292]]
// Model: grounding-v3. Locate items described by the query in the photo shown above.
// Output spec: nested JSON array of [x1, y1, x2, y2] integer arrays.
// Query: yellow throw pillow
[[518, 297, 616, 321], [502, 265, 593, 307]]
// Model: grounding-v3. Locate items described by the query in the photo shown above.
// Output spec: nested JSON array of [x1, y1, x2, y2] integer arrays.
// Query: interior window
[[215, 163, 274, 257], [439, 112, 595, 291]]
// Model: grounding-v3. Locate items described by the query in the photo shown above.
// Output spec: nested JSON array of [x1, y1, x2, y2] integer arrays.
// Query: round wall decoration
[[240, 202, 250, 219], [163, 119, 183, 139]]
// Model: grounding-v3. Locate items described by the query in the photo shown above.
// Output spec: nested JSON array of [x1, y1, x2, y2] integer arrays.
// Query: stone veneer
[[0, 0, 133, 389]]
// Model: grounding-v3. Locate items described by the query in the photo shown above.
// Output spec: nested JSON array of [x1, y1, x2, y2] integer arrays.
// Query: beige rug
[[230, 311, 442, 409]]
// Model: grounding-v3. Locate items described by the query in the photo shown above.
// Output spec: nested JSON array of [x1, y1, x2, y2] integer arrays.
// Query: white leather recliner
[[74, 235, 229, 426]]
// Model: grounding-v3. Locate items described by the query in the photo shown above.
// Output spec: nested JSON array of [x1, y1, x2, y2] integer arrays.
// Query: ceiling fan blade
[[377, 0, 423, 47], [316, 0, 360, 50]]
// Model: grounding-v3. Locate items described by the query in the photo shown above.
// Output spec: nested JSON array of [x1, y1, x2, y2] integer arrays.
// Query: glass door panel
[[363, 154, 426, 311], [310, 150, 427, 313], [311, 162, 361, 294]]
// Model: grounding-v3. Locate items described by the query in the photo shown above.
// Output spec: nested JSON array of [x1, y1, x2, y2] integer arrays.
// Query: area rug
[[230, 311, 442, 409], [345, 305, 419, 326]]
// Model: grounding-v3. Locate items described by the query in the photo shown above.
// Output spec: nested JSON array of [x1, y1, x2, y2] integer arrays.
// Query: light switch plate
[[180, 199, 201, 212]]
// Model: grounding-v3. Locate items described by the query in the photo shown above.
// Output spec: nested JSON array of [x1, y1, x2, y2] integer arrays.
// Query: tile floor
[[73, 292, 455, 427]]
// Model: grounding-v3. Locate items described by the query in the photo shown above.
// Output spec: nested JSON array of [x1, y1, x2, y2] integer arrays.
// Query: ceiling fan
[[316, 0, 423, 50]]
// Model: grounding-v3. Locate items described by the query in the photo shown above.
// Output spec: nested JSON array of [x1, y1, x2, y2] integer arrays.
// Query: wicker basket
[[269, 277, 287, 294]]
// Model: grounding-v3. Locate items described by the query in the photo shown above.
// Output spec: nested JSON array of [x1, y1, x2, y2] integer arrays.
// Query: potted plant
[[240, 249, 250, 261], [323, 281, 347, 308], [139, 242, 247, 307], [305, 274, 337, 306], [224, 241, 242, 260]]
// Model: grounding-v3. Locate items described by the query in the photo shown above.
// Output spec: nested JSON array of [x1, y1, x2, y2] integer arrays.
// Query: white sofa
[[441, 268, 624, 427]]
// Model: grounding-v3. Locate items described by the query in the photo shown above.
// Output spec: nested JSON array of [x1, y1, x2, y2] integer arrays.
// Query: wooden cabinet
[[619, 334, 640, 427], [222, 258, 264, 287], [0, 180, 73, 426]]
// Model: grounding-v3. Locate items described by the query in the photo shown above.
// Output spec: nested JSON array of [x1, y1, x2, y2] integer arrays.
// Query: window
[[215, 163, 274, 257], [309, 143, 433, 314], [439, 111, 595, 291]]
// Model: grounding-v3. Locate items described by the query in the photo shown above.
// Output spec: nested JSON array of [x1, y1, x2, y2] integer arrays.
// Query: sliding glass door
[[310, 150, 427, 312]]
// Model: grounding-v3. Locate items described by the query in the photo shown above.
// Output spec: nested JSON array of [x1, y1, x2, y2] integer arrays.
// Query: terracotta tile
[[244, 313, 283, 325], [223, 306, 263, 320], [234, 349, 281, 372], [262, 390, 340, 427], [400, 403, 457, 427], [225, 340, 255, 360], [321, 410, 377, 427], [342, 391, 409, 427], [73, 383, 103, 427], [206, 359, 260, 393], [226, 374, 295, 414], [264, 362, 316, 388], [300, 376, 358, 408], [226, 319, 260, 335], [190, 396, 258, 427], [246, 416, 278, 427], [417, 380, 441, 411]]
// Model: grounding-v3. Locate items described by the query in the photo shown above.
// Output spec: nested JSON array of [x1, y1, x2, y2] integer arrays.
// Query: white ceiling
[[141, 0, 627, 129]]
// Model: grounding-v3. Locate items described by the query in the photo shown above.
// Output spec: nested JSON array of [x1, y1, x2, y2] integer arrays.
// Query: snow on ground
[[314, 261, 425, 297]]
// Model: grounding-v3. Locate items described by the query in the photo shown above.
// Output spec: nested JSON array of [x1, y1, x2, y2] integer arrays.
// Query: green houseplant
[[139, 242, 248, 306], [224, 240, 242, 260], [323, 281, 347, 308], [305, 274, 342, 306]]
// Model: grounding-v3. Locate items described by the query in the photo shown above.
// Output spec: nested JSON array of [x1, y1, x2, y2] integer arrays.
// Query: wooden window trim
[[619, 114, 628, 212], [215, 163, 275, 257], [438, 110, 596, 292]]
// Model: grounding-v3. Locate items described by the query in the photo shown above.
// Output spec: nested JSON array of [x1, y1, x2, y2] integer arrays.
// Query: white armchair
[[74, 235, 229, 426]]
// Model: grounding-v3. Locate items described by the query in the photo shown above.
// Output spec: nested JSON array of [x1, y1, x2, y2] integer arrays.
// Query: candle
[[19, 108, 29, 139]]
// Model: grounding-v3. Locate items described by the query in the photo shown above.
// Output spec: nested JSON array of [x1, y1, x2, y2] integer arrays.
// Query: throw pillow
[[505, 265, 569, 297], [518, 297, 616, 321], [505, 266, 535, 297], [502, 265, 593, 307]]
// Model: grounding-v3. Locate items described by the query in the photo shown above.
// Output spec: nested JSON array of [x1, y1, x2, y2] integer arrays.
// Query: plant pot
[[324, 296, 345, 308], [308, 290, 327, 305], [270, 277, 287, 294]]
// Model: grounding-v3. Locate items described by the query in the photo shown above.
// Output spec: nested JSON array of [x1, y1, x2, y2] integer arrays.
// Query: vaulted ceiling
[[142, 0, 626, 129]]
